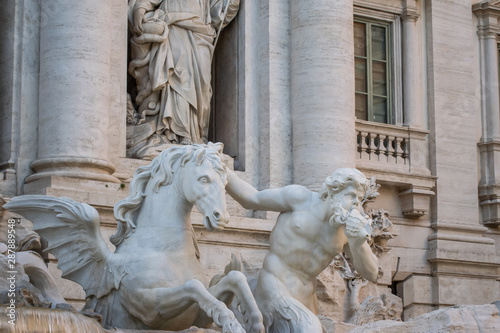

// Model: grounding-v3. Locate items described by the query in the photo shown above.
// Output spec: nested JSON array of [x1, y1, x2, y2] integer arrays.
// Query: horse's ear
[[212, 142, 224, 154], [197, 149, 207, 164]]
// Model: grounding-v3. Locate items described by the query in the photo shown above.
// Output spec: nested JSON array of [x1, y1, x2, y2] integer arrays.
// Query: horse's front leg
[[195, 271, 265, 333], [124, 279, 244, 333]]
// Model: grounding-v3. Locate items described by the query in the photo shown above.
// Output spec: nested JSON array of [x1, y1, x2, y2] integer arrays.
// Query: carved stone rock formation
[[346, 294, 402, 325], [347, 304, 500, 333], [316, 262, 347, 322]]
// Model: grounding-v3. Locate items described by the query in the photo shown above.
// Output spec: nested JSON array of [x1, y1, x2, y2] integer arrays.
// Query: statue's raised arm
[[225, 168, 310, 212]]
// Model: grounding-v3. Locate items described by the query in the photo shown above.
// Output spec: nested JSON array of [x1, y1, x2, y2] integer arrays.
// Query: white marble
[[5, 144, 264, 332], [127, 0, 240, 157], [226, 168, 380, 332]]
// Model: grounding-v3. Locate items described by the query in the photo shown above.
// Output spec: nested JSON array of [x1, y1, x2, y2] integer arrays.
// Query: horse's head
[[179, 144, 229, 231], [112, 143, 230, 246]]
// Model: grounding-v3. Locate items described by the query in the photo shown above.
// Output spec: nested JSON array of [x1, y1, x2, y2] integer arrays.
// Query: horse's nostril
[[213, 211, 221, 221]]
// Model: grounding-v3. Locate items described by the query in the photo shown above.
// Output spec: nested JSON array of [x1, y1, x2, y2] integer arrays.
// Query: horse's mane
[[111, 143, 227, 247]]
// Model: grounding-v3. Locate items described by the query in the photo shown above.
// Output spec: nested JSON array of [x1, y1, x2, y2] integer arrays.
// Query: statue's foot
[[180, 137, 192, 145], [202, 301, 244, 333]]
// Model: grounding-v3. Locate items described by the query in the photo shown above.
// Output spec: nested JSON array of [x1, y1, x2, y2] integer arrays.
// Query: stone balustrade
[[355, 119, 434, 219], [357, 122, 409, 167]]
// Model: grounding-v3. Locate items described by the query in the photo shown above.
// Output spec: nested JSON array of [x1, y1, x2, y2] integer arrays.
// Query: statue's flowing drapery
[[127, 0, 239, 158]]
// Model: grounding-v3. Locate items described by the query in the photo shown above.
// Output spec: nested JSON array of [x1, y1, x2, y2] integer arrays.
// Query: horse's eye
[[198, 176, 210, 183]]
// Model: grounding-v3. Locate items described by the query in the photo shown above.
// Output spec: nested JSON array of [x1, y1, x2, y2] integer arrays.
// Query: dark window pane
[[355, 58, 367, 93], [354, 22, 366, 57], [355, 93, 368, 120], [372, 60, 387, 96], [373, 96, 387, 123], [371, 25, 386, 61]]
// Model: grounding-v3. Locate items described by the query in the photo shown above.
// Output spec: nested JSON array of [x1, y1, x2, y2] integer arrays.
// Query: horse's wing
[[4, 195, 123, 299]]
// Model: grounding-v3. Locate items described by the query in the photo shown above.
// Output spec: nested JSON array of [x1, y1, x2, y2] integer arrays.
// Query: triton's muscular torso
[[260, 197, 348, 311]]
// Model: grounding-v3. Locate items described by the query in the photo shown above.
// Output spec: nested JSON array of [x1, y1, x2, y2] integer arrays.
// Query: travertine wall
[[422, 0, 498, 318]]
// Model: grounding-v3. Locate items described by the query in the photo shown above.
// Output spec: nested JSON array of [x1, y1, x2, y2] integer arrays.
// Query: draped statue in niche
[[126, 0, 240, 159]]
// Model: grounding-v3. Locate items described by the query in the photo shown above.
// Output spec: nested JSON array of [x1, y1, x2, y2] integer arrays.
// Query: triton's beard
[[329, 201, 349, 226], [329, 201, 372, 239]]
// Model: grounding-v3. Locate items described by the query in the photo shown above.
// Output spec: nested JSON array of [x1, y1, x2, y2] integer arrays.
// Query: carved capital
[[402, 6, 419, 22], [477, 26, 500, 39], [473, 1, 500, 37]]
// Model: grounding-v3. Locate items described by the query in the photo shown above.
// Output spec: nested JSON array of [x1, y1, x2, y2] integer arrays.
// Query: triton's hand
[[344, 209, 372, 247]]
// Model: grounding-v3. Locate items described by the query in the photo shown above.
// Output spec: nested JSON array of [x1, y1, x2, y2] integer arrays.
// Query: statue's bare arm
[[347, 237, 380, 283], [225, 169, 309, 212]]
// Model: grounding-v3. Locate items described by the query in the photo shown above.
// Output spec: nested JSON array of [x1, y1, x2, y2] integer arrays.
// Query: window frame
[[353, 7, 403, 126]]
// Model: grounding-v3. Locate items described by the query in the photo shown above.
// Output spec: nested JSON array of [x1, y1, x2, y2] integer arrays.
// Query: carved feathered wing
[[4, 195, 125, 299]]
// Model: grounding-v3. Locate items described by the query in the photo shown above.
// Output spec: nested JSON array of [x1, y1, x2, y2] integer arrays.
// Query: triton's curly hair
[[318, 168, 369, 201]]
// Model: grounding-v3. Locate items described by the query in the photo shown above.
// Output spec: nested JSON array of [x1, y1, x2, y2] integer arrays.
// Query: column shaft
[[483, 34, 500, 140], [402, 13, 419, 127], [290, 0, 355, 188], [28, 0, 119, 183]]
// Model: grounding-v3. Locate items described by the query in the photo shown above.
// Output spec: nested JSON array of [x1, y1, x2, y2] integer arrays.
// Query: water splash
[[1, 306, 107, 333]]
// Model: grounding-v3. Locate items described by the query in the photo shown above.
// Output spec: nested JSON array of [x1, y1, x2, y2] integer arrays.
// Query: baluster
[[373, 134, 381, 161], [365, 133, 373, 159], [393, 137, 404, 164], [387, 135, 396, 163], [382, 135, 390, 163], [401, 138, 409, 164], [359, 131, 368, 159], [357, 132, 363, 157]]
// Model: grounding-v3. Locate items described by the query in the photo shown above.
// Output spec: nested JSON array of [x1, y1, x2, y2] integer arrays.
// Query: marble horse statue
[[4, 143, 264, 333]]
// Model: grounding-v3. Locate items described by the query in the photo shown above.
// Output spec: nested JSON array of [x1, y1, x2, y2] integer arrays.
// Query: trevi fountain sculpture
[[2, 143, 500, 332]]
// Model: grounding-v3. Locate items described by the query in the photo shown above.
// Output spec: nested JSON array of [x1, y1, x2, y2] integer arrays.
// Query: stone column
[[258, 0, 292, 189], [474, 2, 500, 227], [290, 0, 355, 188], [402, 3, 421, 127], [480, 28, 500, 141], [26, 0, 119, 184]]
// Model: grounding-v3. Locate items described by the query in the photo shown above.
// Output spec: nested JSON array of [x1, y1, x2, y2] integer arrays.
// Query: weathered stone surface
[[348, 304, 500, 333], [317, 264, 347, 321]]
